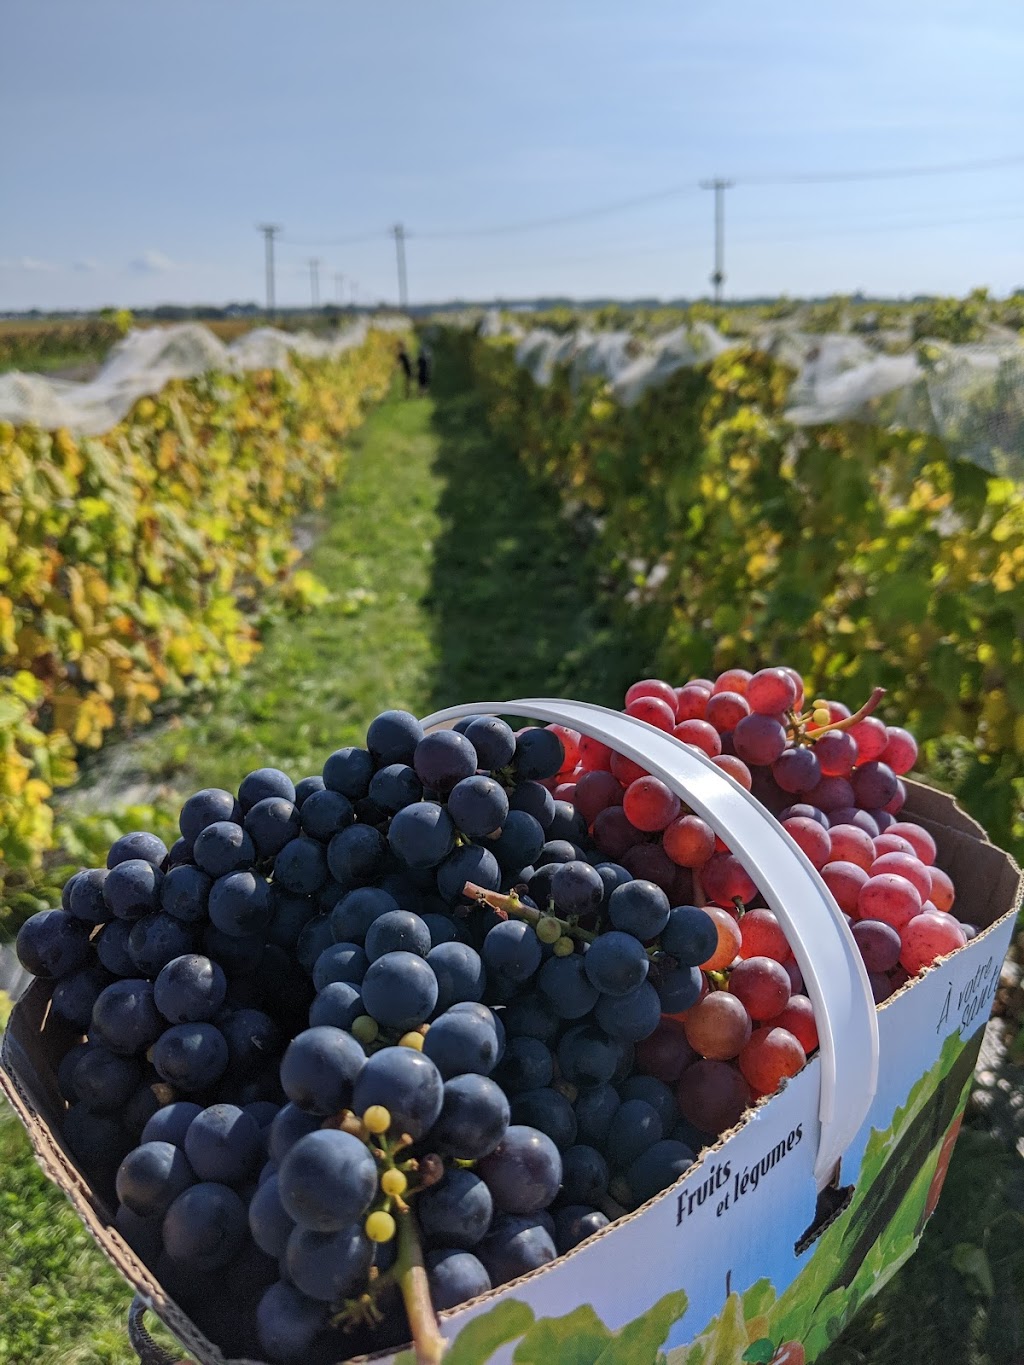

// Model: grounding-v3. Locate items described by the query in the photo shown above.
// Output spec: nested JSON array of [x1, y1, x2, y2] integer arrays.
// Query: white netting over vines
[[489, 311, 1024, 473], [0, 318, 408, 436]]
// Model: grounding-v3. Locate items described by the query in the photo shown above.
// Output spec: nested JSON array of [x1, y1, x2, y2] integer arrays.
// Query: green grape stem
[[396, 1206, 447, 1365], [462, 883, 597, 943]]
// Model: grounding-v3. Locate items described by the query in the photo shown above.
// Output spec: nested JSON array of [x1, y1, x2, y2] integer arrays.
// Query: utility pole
[[334, 272, 345, 306], [308, 258, 321, 309], [699, 179, 733, 303], [392, 223, 408, 308], [257, 224, 281, 319]]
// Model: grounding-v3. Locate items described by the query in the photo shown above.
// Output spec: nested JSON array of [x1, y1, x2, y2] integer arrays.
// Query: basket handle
[[127, 1296, 193, 1365], [420, 697, 879, 1188]]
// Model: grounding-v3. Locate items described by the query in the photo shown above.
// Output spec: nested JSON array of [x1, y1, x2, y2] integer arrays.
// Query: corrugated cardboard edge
[[1, 781, 1020, 1365]]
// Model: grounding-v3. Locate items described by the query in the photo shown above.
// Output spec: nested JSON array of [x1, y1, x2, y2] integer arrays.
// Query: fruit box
[[1, 699, 1021, 1365]]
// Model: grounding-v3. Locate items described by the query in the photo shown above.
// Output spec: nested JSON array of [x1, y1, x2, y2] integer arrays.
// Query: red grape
[[746, 668, 798, 716], [899, 911, 966, 975], [674, 684, 712, 721], [873, 833, 915, 858], [706, 691, 751, 733], [702, 852, 757, 908], [828, 824, 876, 870], [573, 769, 624, 824], [673, 719, 722, 759], [806, 775, 856, 814], [620, 842, 679, 895], [662, 814, 716, 868], [733, 714, 788, 766], [814, 731, 858, 777], [826, 700, 852, 722], [857, 873, 922, 930], [545, 725, 581, 771], [821, 860, 869, 913], [849, 716, 888, 762], [579, 735, 613, 772], [737, 908, 790, 963], [625, 695, 676, 732], [610, 751, 650, 786], [682, 992, 752, 1059], [782, 816, 832, 869], [852, 761, 899, 809], [713, 668, 752, 696], [883, 726, 918, 776], [888, 822, 936, 866], [772, 746, 821, 794], [713, 754, 753, 791], [928, 866, 956, 913], [593, 806, 645, 860], [553, 782, 577, 802], [739, 1026, 806, 1094], [782, 955, 804, 994], [869, 971, 895, 1003], [623, 776, 682, 833], [852, 918, 901, 971], [625, 679, 679, 714], [635, 1017, 697, 1083], [780, 802, 828, 828], [729, 956, 791, 1021], [676, 1059, 751, 1135], [774, 995, 818, 1053], [869, 852, 932, 903], [700, 907, 743, 970], [781, 667, 806, 710], [828, 808, 880, 836]]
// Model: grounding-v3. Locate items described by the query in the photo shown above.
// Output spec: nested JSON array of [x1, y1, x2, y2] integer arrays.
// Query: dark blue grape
[[285, 1221, 374, 1303], [114, 1203, 163, 1266], [502, 992, 560, 1045], [583, 930, 649, 996], [329, 886, 399, 944], [608, 879, 671, 941], [238, 768, 296, 814], [295, 915, 335, 974], [179, 789, 239, 844], [368, 764, 423, 814], [437, 845, 501, 905], [432, 1073, 510, 1159], [142, 1101, 202, 1147], [510, 1087, 577, 1150], [547, 801, 588, 845], [326, 824, 388, 885], [360, 951, 438, 1031], [309, 981, 362, 1030], [124, 1080, 174, 1139], [293, 776, 326, 809], [57, 1043, 90, 1103], [72, 1046, 141, 1111], [220, 1007, 282, 1081], [387, 801, 455, 870], [447, 776, 509, 839], [127, 913, 195, 976], [477, 1125, 562, 1214], [482, 920, 541, 983], [274, 838, 327, 895], [160, 865, 212, 923], [92, 979, 163, 1055], [244, 797, 302, 860], [423, 1009, 499, 1079], [549, 860, 604, 919], [351, 1045, 443, 1140], [162, 1181, 247, 1270], [536, 839, 579, 868], [249, 1175, 296, 1259], [153, 954, 226, 1024], [553, 1204, 609, 1255], [491, 810, 546, 873], [207, 870, 272, 937], [67, 869, 112, 924], [413, 731, 478, 794], [268, 1104, 321, 1165], [660, 905, 719, 966], [267, 890, 316, 950], [561, 1144, 610, 1205], [51, 965, 113, 1029], [323, 747, 375, 800], [280, 1026, 364, 1115], [618, 1075, 679, 1133], [107, 831, 167, 870], [509, 780, 555, 830], [278, 1128, 378, 1231], [426, 941, 485, 1011], [426, 1249, 491, 1310], [605, 1097, 663, 1171], [116, 1141, 194, 1217], [193, 821, 255, 878], [423, 913, 459, 947], [203, 924, 264, 974], [514, 728, 564, 781], [244, 1100, 281, 1131], [625, 1139, 694, 1206], [313, 941, 368, 989], [448, 1001, 506, 1058], [460, 716, 515, 770], [184, 1103, 261, 1185], [493, 1036, 553, 1095], [595, 980, 661, 1042], [93, 920, 133, 976], [478, 1212, 557, 1286], [103, 859, 163, 920], [417, 1168, 493, 1248], [557, 1023, 620, 1089], [655, 963, 703, 1014], [594, 862, 633, 904], [256, 1280, 327, 1362], [365, 910, 431, 962], [152, 1022, 229, 1091], [367, 710, 424, 766], [16, 908, 92, 978], [537, 954, 600, 1021], [299, 789, 355, 842], [61, 869, 88, 912]]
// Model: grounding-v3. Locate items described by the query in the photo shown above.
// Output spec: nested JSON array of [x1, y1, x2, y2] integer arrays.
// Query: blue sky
[[2, 0, 1022, 309]]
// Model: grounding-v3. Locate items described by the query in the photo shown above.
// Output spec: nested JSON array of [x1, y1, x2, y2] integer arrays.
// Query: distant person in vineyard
[[396, 341, 412, 397], [416, 344, 432, 395]]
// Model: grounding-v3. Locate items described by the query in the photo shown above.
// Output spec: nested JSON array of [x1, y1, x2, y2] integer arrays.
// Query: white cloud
[[130, 249, 180, 274], [0, 255, 60, 272]]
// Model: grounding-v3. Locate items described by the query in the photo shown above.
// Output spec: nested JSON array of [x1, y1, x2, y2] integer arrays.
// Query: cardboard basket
[[2, 698, 1021, 1365]]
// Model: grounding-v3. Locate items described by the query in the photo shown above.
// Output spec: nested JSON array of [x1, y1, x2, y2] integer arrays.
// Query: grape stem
[[462, 883, 597, 943], [396, 1206, 447, 1365], [804, 686, 886, 738]]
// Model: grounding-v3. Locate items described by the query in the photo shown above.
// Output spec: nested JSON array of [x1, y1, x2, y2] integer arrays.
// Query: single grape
[[423, 1009, 499, 1078], [322, 746, 375, 800], [426, 1249, 492, 1310], [556, 1023, 622, 1088], [851, 761, 899, 810], [309, 981, 363, 1030], [733, 714, 787, 766], [699, 907, 743, 970], [268, 1104, 321, 1165], [654, 965, 703, 1015], [676, 1059, 751, 1135], [386, 802, 456, 871], [828, 824, 877, 870], [870, 851, 932, 903], [154, 954, 226, 1024], [482, 919, 542, 983], [16, 909, 92, 979], [249, 1175, 297, 1260], [624, 1139, 695, 1207], [582, 930, 649, 996], [737, 908, 789, 962], [813, 730, 858, 778], [427, 941, 486, 1011], [351, 1045, 444, 1140], [635, 1017, 697, 1084], [821, 860, 869, 914], [729, 956, 791, 1021], [682, 992, 752, 1059], [852, 918, 902, 972], [193, 821, 255, 879], [160, 865, 212, 923], [152, 1022, 229, 1092], [72, 1046, 142, 1112], [772, 746, 821, 795], [107, 831, 168, 871], [418, 1169, 493, 1248], [103, 859, 164, 921], [284, 1221, 374, 1303], [477, 1125, 562, 1213], [701, 852, 757, 908], [255, 1280, 328, 1363], [607, 878, 671, 941], [433, 1073, 511, 1159], [279, 1026, 365, 1115], [414, 730, 479, 794], [928, 865, 956, 913], [312, 941, 368, 990], [179, 789, 239, 844], [605, 1098, 663, 1171], [162, 1182, 247, 1271], [244, 797, 302, 860], [364, 910, 431, 961], [899, 911, 966, 975], [367, 710, 424, 766], [829, 807, 880, 837], [299, 788, 356, 842], [661, 817, 715, 871], [745, 668, 797, 715], [277, 1128, 378, 1231], [857, 873, 922, 931], [739, 1026, 806, 1094], [141, 1101, 203, 1148], [773, 995, 818, 1053], [361, 951, 439, 1030], [184, 1104, 261, 1186], [806, 775, 856, 814], [609, 750, 649, 787], [91, 978, 164, 1055], [536, 953, 600, 1020], [782, 817, 832, 870], [674, 683, 712, 721]]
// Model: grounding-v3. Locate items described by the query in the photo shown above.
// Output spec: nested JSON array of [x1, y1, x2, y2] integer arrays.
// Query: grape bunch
[[12, 679, 972, 1363]]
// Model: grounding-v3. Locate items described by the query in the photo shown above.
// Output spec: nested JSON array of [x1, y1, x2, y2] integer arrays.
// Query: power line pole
[[699, 179, 733, 303], [308, 258, 321, 309], [334, 272, 345, 306], [257, 224, 281, 319], [392, 224, 408, 308]]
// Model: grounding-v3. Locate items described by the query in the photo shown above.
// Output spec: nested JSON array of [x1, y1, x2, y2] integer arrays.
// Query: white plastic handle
[[420, 697, 879, 1189]]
